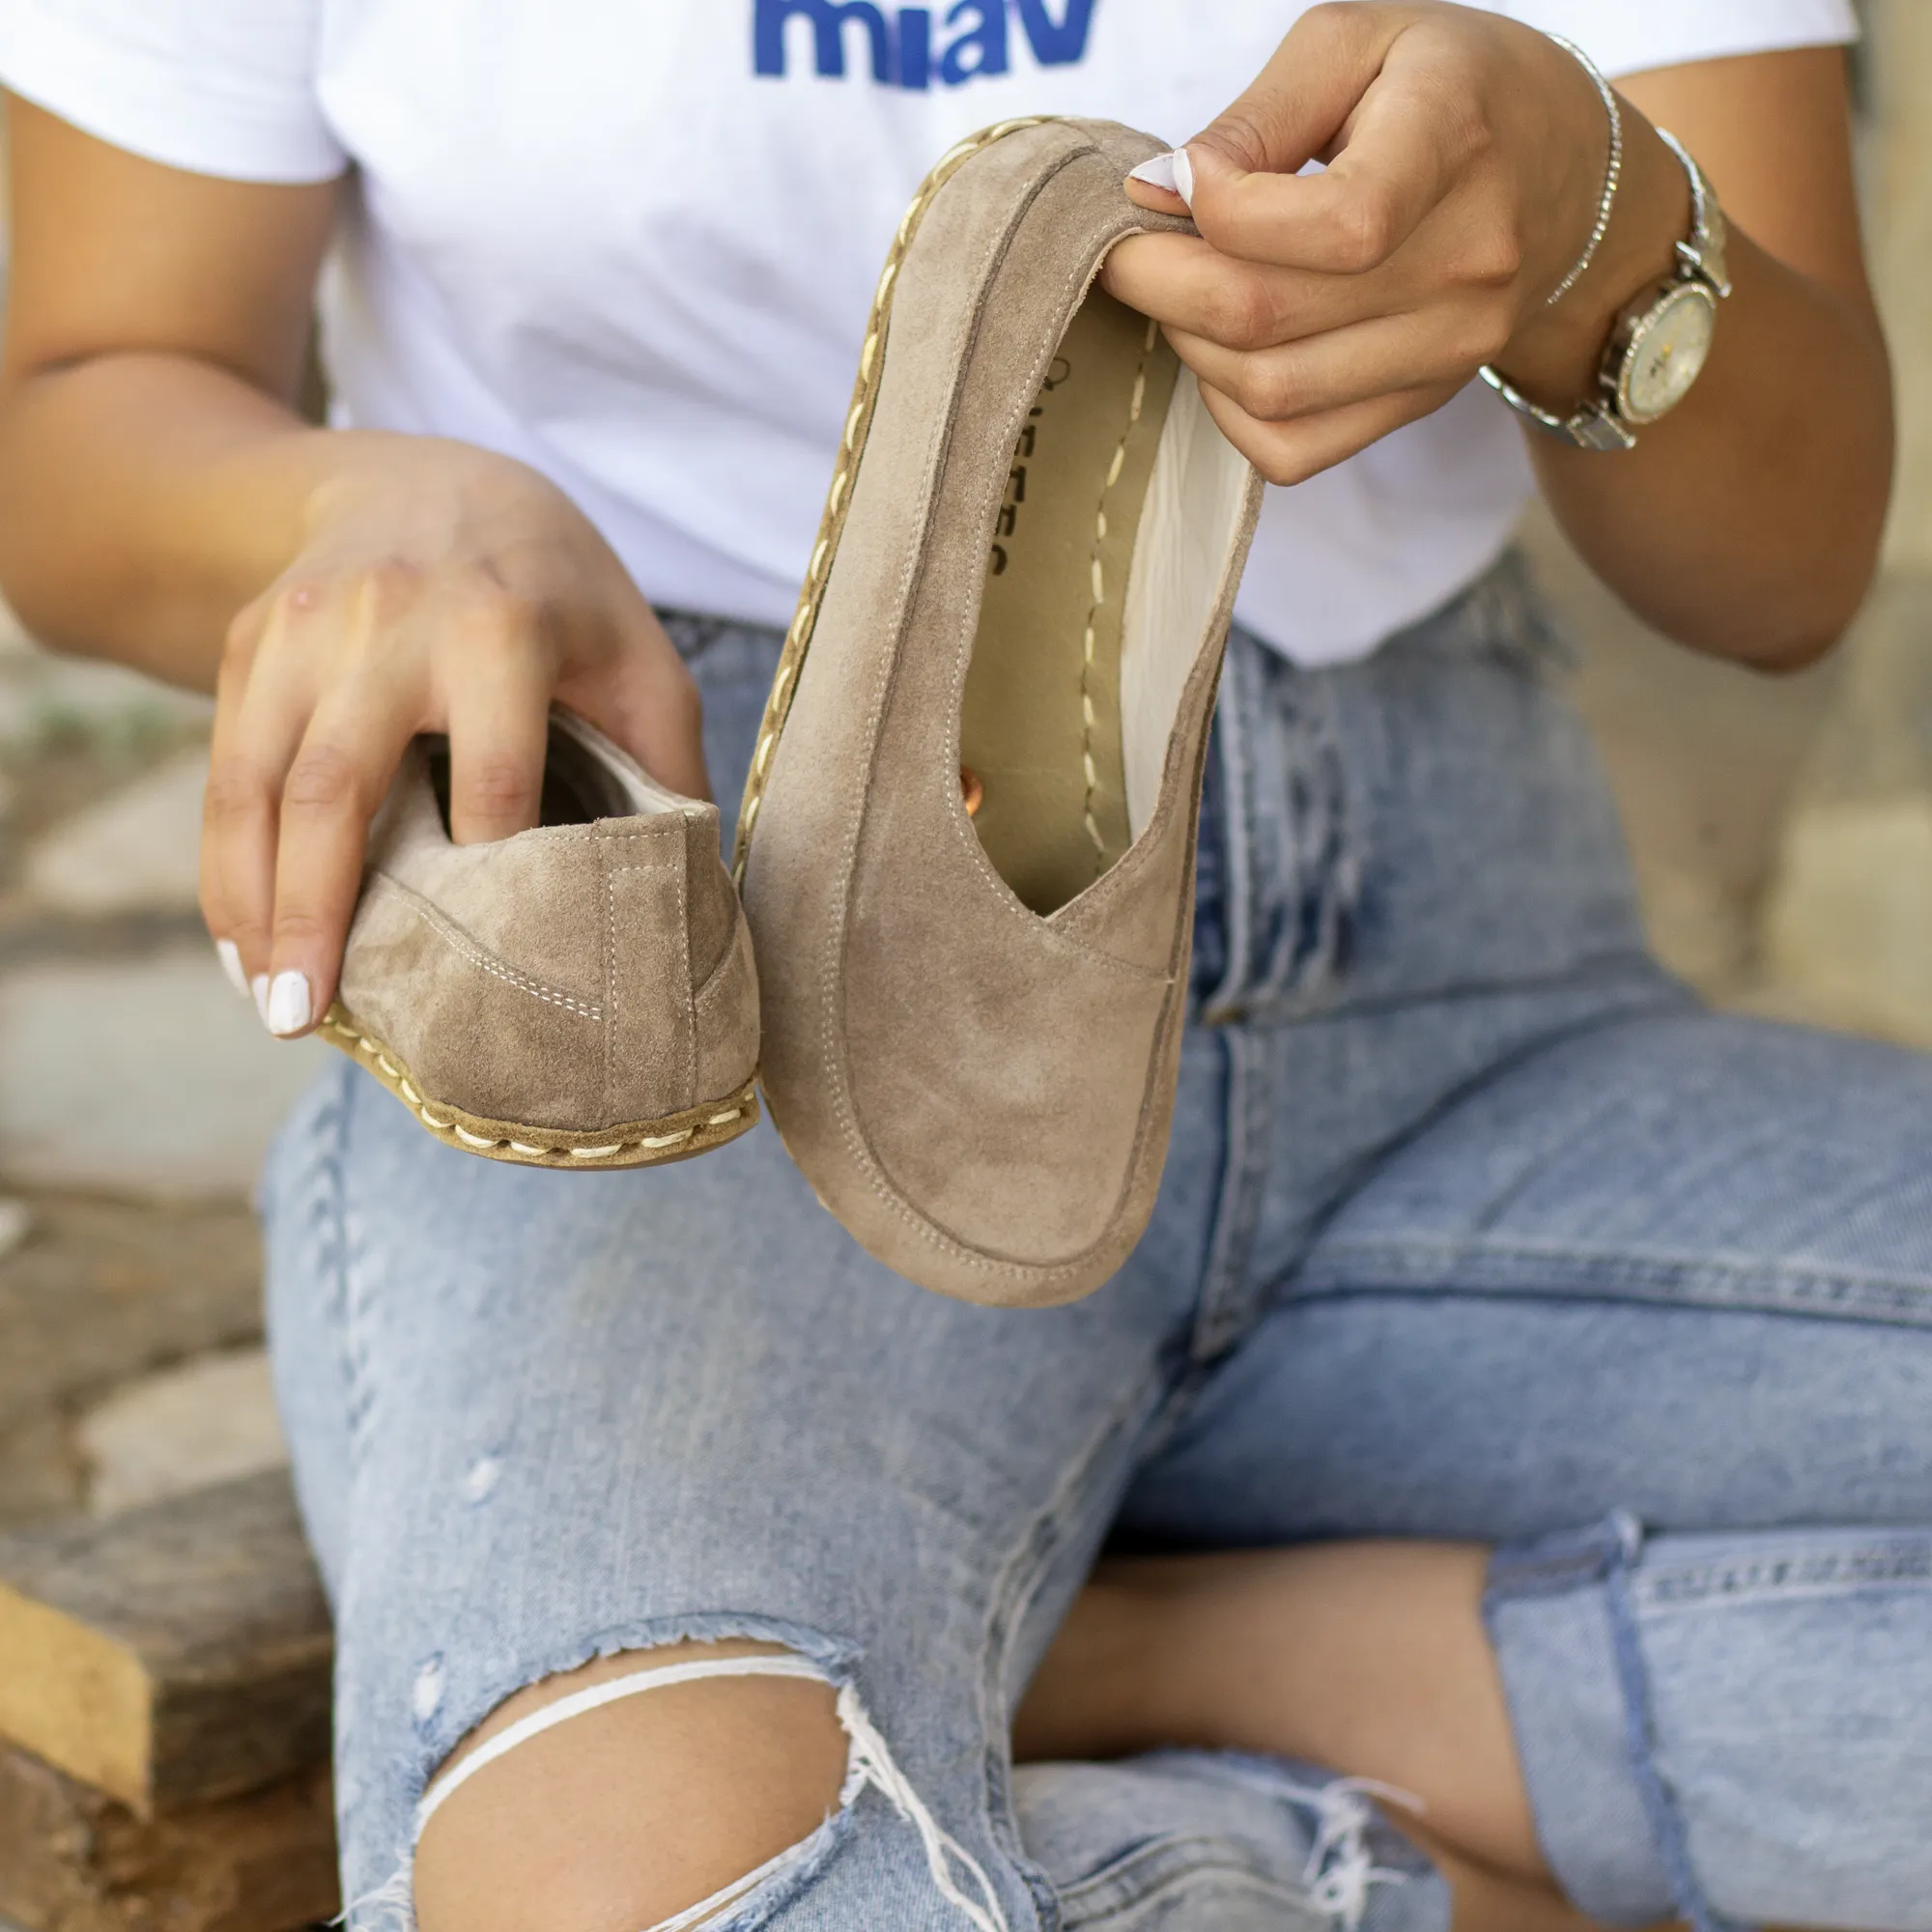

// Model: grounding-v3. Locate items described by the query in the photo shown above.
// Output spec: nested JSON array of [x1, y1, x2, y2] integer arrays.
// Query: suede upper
[[337, 730, 759, 1140], [742, 119, 1263, 1307]]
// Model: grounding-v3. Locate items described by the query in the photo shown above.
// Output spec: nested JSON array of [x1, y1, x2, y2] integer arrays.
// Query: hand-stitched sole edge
[[732, 115, 1050, 884], [320, 1004, 760, 1170]]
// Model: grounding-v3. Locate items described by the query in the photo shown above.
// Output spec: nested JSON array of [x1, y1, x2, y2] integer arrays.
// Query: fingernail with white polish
[[215, 939, 249, 999], [266, 971, 313, 1038], [1129, 148, 1194, 210], [251, 975, 271, 1028]]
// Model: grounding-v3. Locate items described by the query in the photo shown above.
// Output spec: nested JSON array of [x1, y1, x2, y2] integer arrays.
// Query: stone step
[[0, 1472, 330, 1817]]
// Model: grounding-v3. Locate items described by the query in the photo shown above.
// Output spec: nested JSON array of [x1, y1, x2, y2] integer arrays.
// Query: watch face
[[1619, 285, 1717, 424]]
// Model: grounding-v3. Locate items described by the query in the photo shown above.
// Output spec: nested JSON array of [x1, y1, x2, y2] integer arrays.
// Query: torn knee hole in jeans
[[349, 1653, 1011, 1932]]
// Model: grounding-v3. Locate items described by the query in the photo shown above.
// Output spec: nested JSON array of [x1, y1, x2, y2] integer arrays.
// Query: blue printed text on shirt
[[753, 0, 1097, 90]]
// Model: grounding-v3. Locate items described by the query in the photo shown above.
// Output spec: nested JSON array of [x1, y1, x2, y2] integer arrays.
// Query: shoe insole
[[426, 718, 672, 837], [961, 287, 1181, 915]]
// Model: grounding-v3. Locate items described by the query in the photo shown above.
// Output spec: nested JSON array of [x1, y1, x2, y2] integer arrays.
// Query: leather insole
[[962, 288, 1181, 915]]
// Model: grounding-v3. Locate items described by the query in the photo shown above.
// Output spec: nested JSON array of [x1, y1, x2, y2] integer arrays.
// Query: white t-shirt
[[0, 0, 1855, 665]]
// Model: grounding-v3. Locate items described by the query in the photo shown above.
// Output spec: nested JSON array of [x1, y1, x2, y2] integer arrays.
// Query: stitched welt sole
[[732, 115, 1048, 884], [320, 1004, 760, 1170]]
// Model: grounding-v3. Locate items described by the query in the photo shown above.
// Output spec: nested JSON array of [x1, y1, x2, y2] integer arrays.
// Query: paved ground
[[0, 612, 314, 1534]]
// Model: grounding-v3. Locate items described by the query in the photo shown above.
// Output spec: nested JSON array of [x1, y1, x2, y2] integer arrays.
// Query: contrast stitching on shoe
[[318, 1006, 756, 1164], [724, 119, 1175, 1284], [603, 847, 619, 1115], [603, 858, 699, 1112], [832, 141, 1122, 1277], [1079, 315, 1160, 871], [937, 208, 1158, 952], [732, 116, 1050, 884], [593, 828, 680, 1124], [364, 875, 604, 1020], [755, 122, 1178, 1285]]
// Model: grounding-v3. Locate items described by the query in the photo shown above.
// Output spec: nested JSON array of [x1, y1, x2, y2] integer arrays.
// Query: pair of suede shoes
[[325, 119, 1262, 1308]]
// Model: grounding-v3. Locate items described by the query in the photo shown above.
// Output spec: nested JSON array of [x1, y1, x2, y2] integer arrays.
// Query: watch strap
[[1657, 128, 1731, 298], [1481, 126, 1727, 450], [1477, 363, 1638, 450]]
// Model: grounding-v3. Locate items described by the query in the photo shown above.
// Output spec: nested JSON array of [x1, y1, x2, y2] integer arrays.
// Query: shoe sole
[[733, 116, 1048, 885], [320, 1003, 761, 1170]]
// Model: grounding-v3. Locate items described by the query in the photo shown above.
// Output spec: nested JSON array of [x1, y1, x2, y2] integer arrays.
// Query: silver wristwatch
[[1481, 130, 1731, 451]]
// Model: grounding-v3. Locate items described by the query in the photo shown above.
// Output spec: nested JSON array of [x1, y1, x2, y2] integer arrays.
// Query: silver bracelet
[[1542, 33, 1623, 306]]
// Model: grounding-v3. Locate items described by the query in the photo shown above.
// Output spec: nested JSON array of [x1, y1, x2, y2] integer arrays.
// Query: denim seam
[[316, 1062, 359, 1474], [336, 1065, 379, 1477], [1634, 1540, 1932, 1608], [1292, 1237, 1932, 1321], [1256, 670, 1358, 1015], [1199, 645, 1257, 1024], [1191, 1024, 1277, 1361], [1599, 1518, 1754, 1932]]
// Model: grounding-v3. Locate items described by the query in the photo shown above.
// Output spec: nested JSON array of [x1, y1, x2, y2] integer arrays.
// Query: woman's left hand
[[1103, 1, 1650, 485]]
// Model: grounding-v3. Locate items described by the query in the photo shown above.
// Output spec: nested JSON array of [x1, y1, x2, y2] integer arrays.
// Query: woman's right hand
[[201, 432, 708, 1038]]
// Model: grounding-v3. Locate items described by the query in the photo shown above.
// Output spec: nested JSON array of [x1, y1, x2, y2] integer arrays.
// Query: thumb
[[1187, 3, 1407, 181]]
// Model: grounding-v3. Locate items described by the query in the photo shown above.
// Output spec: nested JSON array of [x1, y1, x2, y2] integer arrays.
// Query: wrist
[[294, 431, 567, 554], [1492, 104, 1692, 412]]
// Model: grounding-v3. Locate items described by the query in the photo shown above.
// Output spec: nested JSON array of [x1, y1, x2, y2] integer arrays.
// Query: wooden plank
[[0, 1744, 336, 1932], [0, 1474, 331, 1816]]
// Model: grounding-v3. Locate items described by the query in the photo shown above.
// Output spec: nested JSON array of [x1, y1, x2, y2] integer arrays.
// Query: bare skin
[[1106, 9, 1890, 668], [412, 1642, 848, 1932], [0, 6, 1893, 1928], [1014, 1545, 1643, 1931]]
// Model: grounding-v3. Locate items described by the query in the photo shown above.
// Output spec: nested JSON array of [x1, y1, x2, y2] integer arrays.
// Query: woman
[[0, 2, 1915, 1928]]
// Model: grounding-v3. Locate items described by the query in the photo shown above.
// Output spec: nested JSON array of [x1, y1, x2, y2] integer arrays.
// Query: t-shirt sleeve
[[1495, 0, 1857, 79], [0, 0, 346, 183]]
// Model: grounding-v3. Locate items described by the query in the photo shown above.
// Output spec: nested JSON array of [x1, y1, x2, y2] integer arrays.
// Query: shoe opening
[[960, 280, 1251, 916], [426, 709, 685, 838]]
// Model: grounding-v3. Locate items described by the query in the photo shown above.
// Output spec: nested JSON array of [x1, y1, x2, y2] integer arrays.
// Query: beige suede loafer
[[738, 118, 1262, 1307], [325, 709, 759, 1169]]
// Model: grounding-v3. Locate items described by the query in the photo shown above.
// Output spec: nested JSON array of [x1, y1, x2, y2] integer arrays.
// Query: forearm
[[1498, 104, 1892, 669], [0, 351, 346, 690]]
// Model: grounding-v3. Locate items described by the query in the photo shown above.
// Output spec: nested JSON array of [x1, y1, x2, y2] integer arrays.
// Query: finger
[[554, 611, 711, 803], [1103, 230, 1405, 353], [1189, 3, 1406, 181], [1164, 301, 1503, 427], [200, 609, 253, 996], [266, 685, 419, 1038], [198, 826, 252, 1001], [1122, 175, 1190, 220], [438, 598, 554, 845], [203, 587, 320, 1007], [1193, 373, 1463, 488], [1184, 76, 1457, 277]]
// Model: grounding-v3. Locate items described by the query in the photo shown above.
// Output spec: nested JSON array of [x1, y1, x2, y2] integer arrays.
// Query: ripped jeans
[[264, 553, 1932, 1932]]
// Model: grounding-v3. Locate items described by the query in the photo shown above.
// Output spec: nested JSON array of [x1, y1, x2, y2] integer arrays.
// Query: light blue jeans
[[265, 554, 1932, 1932]]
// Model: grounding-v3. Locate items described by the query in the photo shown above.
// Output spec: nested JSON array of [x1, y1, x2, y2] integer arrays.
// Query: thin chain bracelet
[[1541, 32, 1623, 306]]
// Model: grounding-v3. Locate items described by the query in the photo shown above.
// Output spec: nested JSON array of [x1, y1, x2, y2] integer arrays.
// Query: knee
[[412, 1640, 849, 1932]]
